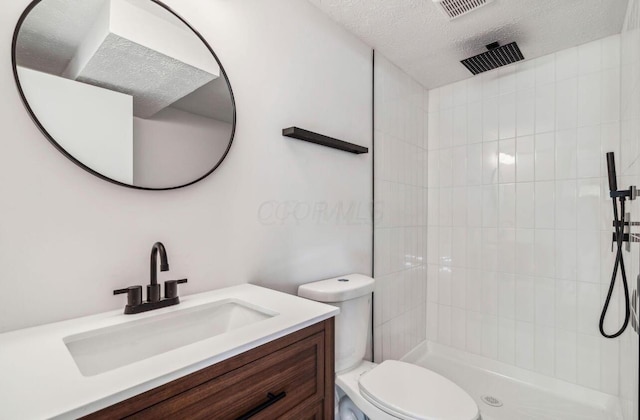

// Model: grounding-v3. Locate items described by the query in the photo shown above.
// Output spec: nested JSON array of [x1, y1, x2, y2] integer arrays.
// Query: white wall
[[0, 0, 372, 332], [373, 54, 428, 362], [426, 35, 626, 396], [17, 66, 134, 184], [132, 108, 231, 188], [619, 1, 640, 418]]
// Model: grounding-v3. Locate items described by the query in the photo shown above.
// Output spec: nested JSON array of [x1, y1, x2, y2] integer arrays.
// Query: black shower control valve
[[610, 233, 640, 253], [612, 232, 628, 244], [612, 220, 640, 227], [611, 232, 640, 244]]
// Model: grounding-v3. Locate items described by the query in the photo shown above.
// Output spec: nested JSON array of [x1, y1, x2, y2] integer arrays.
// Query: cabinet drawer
[[282, 400, 324, 420], [129, 332, 325, 419]]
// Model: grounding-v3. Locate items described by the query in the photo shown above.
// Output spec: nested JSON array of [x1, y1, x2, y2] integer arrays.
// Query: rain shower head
[[461, 41, 525, 75]]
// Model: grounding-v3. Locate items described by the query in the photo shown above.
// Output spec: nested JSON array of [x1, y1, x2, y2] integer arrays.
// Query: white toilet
[[298, 274, 480, 420]]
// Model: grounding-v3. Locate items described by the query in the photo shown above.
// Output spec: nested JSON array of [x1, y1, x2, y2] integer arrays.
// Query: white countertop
[[0, 284, 339, 419]]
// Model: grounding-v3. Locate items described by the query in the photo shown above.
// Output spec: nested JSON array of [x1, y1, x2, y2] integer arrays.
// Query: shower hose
[[599, 195, 631, 338]]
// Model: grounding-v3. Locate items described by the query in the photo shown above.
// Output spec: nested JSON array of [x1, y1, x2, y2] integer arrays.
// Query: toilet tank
[[298, 274, 374, 372]]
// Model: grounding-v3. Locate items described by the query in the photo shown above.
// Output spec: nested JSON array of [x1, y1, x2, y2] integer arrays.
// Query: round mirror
[[13, 0, 235, 190]]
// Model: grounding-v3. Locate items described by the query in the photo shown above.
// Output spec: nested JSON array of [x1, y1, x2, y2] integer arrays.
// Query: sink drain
[[481, 395, 503, 407]]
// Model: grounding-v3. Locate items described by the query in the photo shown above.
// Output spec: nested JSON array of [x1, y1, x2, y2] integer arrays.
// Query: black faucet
[[114, 242, 188, 314], [149, 242, 169, 303]]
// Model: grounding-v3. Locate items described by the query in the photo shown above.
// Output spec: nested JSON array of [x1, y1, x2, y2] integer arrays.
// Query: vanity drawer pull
[[236, 391, 286, 420]]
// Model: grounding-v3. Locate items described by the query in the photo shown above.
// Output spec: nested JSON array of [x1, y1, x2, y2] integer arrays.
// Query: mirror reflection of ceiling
[[16, 0, 233, 121]]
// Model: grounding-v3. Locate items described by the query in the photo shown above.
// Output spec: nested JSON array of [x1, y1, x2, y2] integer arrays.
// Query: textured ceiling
[[307, 0, 629, 88], [16, 0, 232, 121], [16, 0, 107, 75], [75, 33, 216, 118], [15, 0, 185, 75]]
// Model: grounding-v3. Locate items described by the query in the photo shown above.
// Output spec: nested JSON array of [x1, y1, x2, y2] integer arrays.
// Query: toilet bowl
[[298, 274, 480, 420]]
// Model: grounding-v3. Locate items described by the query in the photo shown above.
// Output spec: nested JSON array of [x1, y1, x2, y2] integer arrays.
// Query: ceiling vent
[[433, 0, 495, 20], [461, 42, 525, 75]]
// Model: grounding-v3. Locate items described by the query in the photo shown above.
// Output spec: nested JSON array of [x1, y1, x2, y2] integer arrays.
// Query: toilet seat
[[358, 360, 480, 420]]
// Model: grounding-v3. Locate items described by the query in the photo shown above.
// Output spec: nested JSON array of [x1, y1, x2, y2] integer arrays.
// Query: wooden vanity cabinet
[[84, 318, 334, 420]]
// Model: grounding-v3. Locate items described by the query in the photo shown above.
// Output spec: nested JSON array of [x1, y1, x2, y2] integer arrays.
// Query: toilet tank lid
[[298, 274, 374, 303]]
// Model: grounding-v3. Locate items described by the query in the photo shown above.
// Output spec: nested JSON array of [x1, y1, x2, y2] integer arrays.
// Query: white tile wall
[[426, 34, 634, 398], [373, 14, 638, 416], [619, 0, 640, 418], [374, 53, 427, 361]]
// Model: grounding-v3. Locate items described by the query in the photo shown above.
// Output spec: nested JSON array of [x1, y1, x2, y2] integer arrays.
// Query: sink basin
[[64, 299, 277, 376]]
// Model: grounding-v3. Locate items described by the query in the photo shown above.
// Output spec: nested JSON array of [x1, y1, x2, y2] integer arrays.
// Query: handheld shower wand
[[600, 152, 635, 338], [607, 152, 618, 193]]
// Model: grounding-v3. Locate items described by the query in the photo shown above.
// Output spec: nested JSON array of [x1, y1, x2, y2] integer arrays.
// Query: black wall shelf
[[282, 127, 369, 154]]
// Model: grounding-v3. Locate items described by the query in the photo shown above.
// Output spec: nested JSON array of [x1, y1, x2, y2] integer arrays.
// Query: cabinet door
[[128, 332, 325, 419]]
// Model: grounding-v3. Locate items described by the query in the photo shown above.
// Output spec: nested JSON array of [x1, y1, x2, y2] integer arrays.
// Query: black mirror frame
[[11, 0, 236, 191]]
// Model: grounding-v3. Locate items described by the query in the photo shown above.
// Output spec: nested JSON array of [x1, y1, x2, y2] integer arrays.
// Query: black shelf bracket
[[282, 127, 369, 154]]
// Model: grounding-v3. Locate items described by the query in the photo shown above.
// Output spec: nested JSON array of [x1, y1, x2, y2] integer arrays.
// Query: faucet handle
[[164, 279, 188, 299], [114, 286, 143, 307]]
